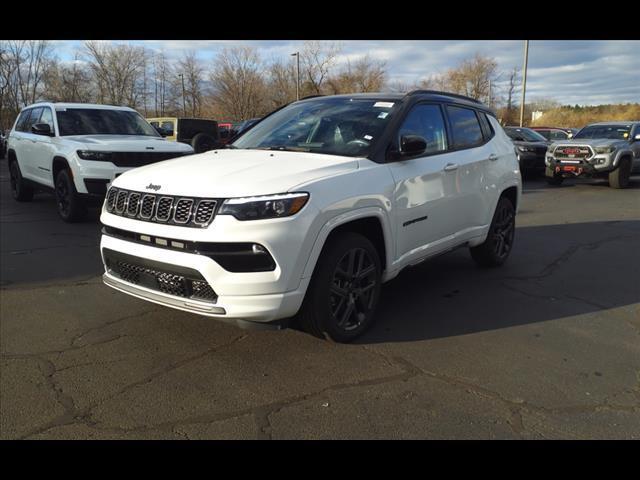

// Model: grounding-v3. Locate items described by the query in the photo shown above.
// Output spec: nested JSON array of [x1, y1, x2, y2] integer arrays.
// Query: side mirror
[[32, 123, 53, 136], [399, 134, 427, 156], [633, 133, 640, 142], [567, 133, 573, 139]]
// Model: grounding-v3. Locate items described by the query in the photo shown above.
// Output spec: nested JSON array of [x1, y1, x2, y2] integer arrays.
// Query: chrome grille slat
[[105, 188, 216, 228], [140, 194, 156, 219], [173, 199, 194, 224], [126, 192, 141, 216], [155, 197, 174, 222]]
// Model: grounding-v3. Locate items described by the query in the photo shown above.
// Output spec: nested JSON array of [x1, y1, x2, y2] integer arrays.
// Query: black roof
[[299, 90, 493, 114]]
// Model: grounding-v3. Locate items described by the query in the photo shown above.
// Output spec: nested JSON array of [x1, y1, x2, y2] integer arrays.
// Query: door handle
[[488, 154, 498, 161], [443, 163, 459, 172]]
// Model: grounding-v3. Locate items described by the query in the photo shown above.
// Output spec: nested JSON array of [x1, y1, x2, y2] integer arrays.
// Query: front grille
[[105, 188, 218, 228], [103, 248, 217, 303], [553, 145, 593, 160], [109, 151, 188, 167]]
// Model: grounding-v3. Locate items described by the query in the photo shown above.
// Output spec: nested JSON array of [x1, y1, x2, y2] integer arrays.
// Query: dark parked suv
[[504, 127, 549, 175]]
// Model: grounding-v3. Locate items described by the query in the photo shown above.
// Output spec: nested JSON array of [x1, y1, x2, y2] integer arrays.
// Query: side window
[[161, 121, 175, 136], [23, 107, 43, 133], [15, 110, 33, 132], [550, 130, 567, 140], [397, 104, 448, 155], [446, 105, 484, 149], [478, 112, 495, 141], [39, 108, 54, 132]]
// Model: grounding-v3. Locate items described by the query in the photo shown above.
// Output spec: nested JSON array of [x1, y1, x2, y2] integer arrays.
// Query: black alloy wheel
[[329, 247, 378, 332], [470, 196, 516, 267]]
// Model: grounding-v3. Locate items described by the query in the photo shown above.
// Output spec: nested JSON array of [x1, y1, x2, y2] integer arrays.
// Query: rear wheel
[[55, 169, 86, 222], [470, 196, 516, 267], [297, 232, 382, 343], [191, 133, 218, 153], [609, 157, 631, 189], [9, 159, 34, 202]]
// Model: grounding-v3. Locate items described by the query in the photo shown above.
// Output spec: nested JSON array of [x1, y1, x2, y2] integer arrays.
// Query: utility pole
[[519, 40, 529, 127], [291, 52, 300, 101], [488, 79, 492, 108], [178, 73, 186, 116]]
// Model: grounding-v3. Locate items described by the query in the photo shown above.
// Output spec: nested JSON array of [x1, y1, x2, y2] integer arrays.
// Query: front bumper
[[545, 157, 613, 177], [517, 151, 546, 171]]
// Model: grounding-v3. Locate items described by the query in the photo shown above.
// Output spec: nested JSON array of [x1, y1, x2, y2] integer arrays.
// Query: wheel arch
[[52, 156, 71, 183], [301, 207, 393, 282]]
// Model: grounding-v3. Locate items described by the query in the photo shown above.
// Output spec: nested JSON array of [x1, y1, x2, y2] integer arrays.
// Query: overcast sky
[[51, 40, 640, 106]]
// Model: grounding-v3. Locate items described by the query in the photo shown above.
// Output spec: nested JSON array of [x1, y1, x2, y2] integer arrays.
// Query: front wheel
[[55, 169, 86, 222], [470, 196, 516, 267], [296, 232, 382, 343], [609, 157, 631, 189]]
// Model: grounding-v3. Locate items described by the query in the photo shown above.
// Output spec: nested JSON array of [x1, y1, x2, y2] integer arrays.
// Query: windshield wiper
[[253, 145, 311, 152]]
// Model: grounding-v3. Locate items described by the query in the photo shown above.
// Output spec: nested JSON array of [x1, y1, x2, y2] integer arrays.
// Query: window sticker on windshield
[[374, 102, 394, 108], [364, 135, 373, 140], [378, 112, 389, 119]]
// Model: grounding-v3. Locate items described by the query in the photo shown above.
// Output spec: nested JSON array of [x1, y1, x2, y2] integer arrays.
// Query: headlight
[[594, 146, 615, 154], [517, 146, 534, 152], [77, 150, 113, 161], [218, 192, 309, 221]]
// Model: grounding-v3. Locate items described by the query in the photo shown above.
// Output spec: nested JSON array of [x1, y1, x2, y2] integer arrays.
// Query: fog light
[[252, 244, 267, 255]]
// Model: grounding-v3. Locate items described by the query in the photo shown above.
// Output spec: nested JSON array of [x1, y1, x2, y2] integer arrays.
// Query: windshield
[[574, 124, 632, 140], [232, 97, 398, 157], [56, 108, 160, 137], [505, 128, 547, 143]]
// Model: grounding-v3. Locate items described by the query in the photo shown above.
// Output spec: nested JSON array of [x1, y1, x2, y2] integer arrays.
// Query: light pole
[[178, 73, 186, 116], [519, 40, 529, 127], [291, 52, 300, 101]]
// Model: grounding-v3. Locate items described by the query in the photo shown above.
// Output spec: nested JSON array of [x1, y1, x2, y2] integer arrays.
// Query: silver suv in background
[[545, 121, 640, 188]]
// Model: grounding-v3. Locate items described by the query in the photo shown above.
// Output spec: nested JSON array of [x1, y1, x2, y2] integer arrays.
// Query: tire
[[9, 159, 34, 202], [55, 169, 86, 222], [470, 196, 516, 268], [191, 133, 218, 153], [608, 157, 631, 189], [546, 174, 564, 186], [296, 232, 382, 343]]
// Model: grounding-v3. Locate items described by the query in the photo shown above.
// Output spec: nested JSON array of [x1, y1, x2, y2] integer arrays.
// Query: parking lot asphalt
[[1, 158, 639, 439]]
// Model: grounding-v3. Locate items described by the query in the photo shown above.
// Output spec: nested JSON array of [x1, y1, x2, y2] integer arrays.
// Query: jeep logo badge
[[146, 183, 161, 191]]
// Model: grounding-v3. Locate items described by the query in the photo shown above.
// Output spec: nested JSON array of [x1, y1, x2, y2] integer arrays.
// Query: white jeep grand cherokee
[[7, 102, 194, 222], [100, 91, 521, 342]]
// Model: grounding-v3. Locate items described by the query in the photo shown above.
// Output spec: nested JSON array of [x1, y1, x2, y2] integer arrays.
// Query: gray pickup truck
[[545, 121, 640, 188]]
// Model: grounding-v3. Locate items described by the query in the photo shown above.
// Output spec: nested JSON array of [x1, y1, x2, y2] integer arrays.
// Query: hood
[[63, 135, 193, 152], [113, 148, 360, 198], [551, 137, 626, 148], [512, 140, 549, 148]]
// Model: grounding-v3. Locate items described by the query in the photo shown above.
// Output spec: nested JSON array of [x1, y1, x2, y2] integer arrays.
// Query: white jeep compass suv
[[7, 102, 194, 222], [100, 91, 521, 342]]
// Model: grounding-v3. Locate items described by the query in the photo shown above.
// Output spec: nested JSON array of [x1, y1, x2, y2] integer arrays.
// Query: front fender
[[300, 205, 394, 281]]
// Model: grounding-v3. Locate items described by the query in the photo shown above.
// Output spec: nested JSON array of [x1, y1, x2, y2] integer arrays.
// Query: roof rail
[[406, 90, 483, 105]]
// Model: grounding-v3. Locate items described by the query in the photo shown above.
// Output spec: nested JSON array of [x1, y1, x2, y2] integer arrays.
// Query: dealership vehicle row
[[3, 92, 639, 343]]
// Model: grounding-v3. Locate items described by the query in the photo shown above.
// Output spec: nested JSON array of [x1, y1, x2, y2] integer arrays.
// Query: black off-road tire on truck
[[545, 167, 564, 186], [296, 232, 382, 343], [608, 157, 631, 189], [470, 196, 516, 268], [55, 169, 87, 223], [191, 133, 219, 153], [9, 158, 35, 202]]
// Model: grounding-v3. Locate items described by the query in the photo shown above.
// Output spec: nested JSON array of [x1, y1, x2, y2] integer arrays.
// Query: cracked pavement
[[1, 158, 639, 439]]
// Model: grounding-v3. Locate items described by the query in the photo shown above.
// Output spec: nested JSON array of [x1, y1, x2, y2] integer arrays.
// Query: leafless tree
[[326, 55, 387, 94], [300, 41, 341, 95], [84, 41, 147, 107], [266, 58, 297, 108], [177, 51, 205, 117], [42, 55, 93, 103], [209, 46, 267, 120]]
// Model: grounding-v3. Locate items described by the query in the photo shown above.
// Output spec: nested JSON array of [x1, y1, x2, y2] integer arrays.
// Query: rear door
[[15, 107, 43, 181], [443, 104, 495, 231]]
